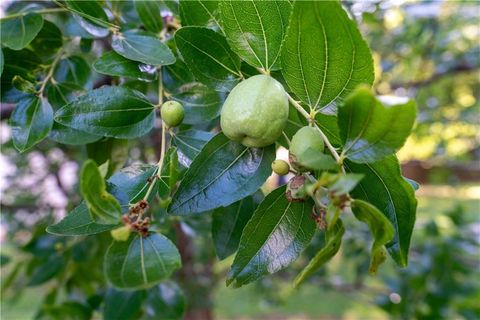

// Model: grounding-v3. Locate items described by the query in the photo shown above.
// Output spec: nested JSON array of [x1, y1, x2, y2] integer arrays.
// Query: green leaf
[[172, 130, 214, 165], [158, 147, 180, 198], [54, 86, 155, 139], [212, 197, 256, 260], [54, 56, 91, 86], [112, 30, 175, 66], [328, 173, 364, 196], [29, 20, 63, 61], [0, 48, 4, 76], [315, 113, 342, 147], [104, 233, 182, 289], [227, 186, 316, 287], [338, 86, 417, 163], [179, 0, 223, 33], [169, 133, 275, 215], [93, 51, 157, 81], [163, 59, 195, 93], [281, 1, 374, 114], [294, 219, 345, 287], [108, 165, 158, 203], [87, 138, 129, 178], [145, 283, 186, 320], [46, 203, 118, 236], [351, 199, 395, 274], [28, 254, 65, 286], [1, 48, 41, 102], [171, 83, 222, 124], [175, 26, 242, 92], [103, 288, 145, 320], [219, 0, 291, 71], [10, 96, 53, 152], [47, 82, 86, 110], [12, 75, 36, 94], [0, 13, 44, 50], [134, 0, 164, 33], [80, 160, 122, 224], [296, 148, 339, 172], [344, 155, 417, 266], [65, 0, 110, 37]]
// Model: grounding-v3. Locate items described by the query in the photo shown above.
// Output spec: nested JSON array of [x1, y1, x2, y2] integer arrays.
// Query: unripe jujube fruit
[[161, 101, 184, 127], [220, 75, 289, 147], [271, 159, 290, 176], [289, 126, 325, 172]]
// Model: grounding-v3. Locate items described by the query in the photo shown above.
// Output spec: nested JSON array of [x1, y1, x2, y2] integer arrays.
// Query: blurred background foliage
[[1, 0, 479, 319]]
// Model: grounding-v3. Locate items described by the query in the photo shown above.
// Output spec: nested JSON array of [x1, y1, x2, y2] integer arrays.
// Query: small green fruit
[[110, 225, 131, 241], [161, 101, 184, 127], [289, 126, 325, 171], [271, 159, 290, 176], [220, 75, 289, 147]]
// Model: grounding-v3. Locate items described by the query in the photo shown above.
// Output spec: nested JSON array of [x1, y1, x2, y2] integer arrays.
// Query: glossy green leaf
[[171, 83, 222, 124], [294, 219, 345, 287], [281, 1, 374, 114], [52, 127, 96, 151], [315, 113, 342, 147], [54, 86, 155, 139], [296, 148, 339, 172], [104, 233, 182, 289], [212, 197, 256, 260], [175, 26, 242, 92], [29, 20, 63, 61], [46, 203, 118, 236], [219, 0, 291, 71], [10, 96, 53, 152], [103, 288, 144, 320], [339, 86, 417, 163], [227, 186, 316, 287], [12, 75, 36, 94], [179, 0, 223, 33], [112, 30, 175, 66], [65, 0, 110, 37], [93, 51, 157, 81], [163, 59, 195, 93], [345, 155, 417, 266], [351, 199, 395, 274], [169, 133, 275, 215], [1, 48, 41, 102], [144, 283, 186, 320], [108, 165, 158, 203], [80, 160, 122, 224], [172, 130, 214, 165], [54, 56, 91, 86], [0, 13, 44, 50], [135, 0, 163, 33], [328, 173, 364, 196], [47, 82, 85, 110], [158, 147, 179, 198]]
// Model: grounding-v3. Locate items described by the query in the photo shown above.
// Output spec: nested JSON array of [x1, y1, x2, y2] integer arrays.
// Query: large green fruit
[[220, 75, 288, 147], [289, 126, 325, 171]]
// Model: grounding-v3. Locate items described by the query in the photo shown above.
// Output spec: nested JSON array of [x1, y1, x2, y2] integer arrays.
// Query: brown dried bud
[[285, 175, 308, 202]]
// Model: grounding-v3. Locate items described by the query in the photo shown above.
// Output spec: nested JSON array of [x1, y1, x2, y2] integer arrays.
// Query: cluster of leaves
[[1, 0, 418, 317]]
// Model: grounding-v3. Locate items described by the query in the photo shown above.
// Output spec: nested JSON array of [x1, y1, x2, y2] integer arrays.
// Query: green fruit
[[161, 101, 184, 127], [110, 225, 131, 241], [220, 75, 288, 147], [271, 159, 290, 176], [289, 126, 325, 172]]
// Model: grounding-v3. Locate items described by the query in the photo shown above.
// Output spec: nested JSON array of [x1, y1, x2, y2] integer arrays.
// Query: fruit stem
[[141, 68, 168, 205]]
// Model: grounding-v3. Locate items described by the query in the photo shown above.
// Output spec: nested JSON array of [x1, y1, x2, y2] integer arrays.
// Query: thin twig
[[37, 50, 64, 97], [0, 8, 68, 20]]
